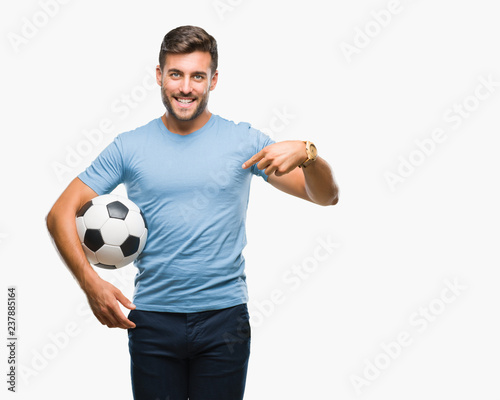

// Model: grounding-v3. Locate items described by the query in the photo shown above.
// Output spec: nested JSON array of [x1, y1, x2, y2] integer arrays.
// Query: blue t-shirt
[[78, 114, 275, 312]]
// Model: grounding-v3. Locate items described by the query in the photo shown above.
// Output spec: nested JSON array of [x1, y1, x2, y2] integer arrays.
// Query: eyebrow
[[167, 68, 207, 77]]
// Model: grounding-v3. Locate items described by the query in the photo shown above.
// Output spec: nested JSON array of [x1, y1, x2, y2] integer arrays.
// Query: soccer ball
[[75, 194, 148, 269]]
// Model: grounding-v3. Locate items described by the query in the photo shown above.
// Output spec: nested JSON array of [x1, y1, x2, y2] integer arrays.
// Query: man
[[46, 25, 339, 400]]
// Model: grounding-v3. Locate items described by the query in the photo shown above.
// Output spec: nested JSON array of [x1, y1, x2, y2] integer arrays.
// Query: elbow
[[310, 188, 339, 207], [313, 193, 339, 207], [321, 179, 340, 206], [322, 190, 339, 207], [45, 212, 53, 234], [329, 184, 340, 206], [323, 186, 339, 206], [324, 193, 339, 206], [46, 209, 57, 235]]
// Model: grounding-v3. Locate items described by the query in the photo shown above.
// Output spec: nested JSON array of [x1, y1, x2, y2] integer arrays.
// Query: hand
[[84, 276, 136, 329], [242, 140, 307, 177]]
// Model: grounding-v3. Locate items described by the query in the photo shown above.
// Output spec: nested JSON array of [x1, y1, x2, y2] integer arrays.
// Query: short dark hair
[[159, 25, 218, 75]]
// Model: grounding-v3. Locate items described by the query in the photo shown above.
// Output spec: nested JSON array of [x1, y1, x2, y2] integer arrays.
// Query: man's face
[[157, 51, 218, 122]]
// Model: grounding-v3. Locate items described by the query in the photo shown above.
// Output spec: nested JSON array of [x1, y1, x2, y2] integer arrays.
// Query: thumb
[[115, 290, 136, 310]]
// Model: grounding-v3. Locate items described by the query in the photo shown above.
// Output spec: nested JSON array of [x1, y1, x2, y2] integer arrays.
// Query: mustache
[[172, 93, 196, 99], [160, 85, 197, 99]]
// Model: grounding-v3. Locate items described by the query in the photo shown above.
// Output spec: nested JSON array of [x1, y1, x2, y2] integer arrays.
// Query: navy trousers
[[127, 304, 251, 400]]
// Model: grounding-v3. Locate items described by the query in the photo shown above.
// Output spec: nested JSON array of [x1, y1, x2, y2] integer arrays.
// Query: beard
[[160, 86, 209, 122]]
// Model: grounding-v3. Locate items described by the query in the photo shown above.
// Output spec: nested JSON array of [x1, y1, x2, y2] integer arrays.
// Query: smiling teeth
[[177, 98, 194, 103]]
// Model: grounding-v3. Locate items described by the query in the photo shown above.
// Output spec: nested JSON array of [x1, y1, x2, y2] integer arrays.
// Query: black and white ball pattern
[[75, 194, 148, 269]]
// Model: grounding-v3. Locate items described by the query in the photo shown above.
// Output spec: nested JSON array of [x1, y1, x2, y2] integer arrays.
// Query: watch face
[[309, 143, 318, 158]]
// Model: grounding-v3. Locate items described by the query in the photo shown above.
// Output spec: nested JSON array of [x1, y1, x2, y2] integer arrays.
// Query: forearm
[[46, 209, 101, 292], [302, 157, 339, 206], [47, 208, 136, 329]]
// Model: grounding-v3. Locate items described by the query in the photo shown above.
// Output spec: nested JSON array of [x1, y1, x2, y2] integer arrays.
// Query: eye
[[170, 72, 180, 78], [194, 75, 204, 80]]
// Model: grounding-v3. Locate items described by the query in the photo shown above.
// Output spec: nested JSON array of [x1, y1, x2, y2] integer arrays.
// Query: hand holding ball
[[75, 194, 148, 269]]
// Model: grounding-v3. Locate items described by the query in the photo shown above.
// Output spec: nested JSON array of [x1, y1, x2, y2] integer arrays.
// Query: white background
[[1, 0, 500, 398]]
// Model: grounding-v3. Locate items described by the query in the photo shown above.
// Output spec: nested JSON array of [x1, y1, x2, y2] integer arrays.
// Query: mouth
[[173, 96, 196, 108]]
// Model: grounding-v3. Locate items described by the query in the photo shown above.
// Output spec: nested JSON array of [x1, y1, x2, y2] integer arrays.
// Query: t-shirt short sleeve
[[77, 136, 125, 195], [248, 127, 275, 181]]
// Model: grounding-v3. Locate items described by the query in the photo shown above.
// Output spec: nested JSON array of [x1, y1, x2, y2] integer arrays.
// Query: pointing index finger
[[242, 150, 264, 169]]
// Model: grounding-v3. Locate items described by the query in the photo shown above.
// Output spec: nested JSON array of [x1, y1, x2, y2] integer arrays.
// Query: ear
[[209, 70, 219, 91], [156, 65, 162, 86]]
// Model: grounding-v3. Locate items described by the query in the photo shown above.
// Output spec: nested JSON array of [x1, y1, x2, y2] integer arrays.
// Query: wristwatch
[[298, 141, 318, 168]]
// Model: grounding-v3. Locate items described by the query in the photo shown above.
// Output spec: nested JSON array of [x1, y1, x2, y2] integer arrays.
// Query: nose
[[179, 77, 192, 95]]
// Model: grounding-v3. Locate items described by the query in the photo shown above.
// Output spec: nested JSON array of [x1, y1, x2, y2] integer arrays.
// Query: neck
[[162, 109, 212, 135]]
